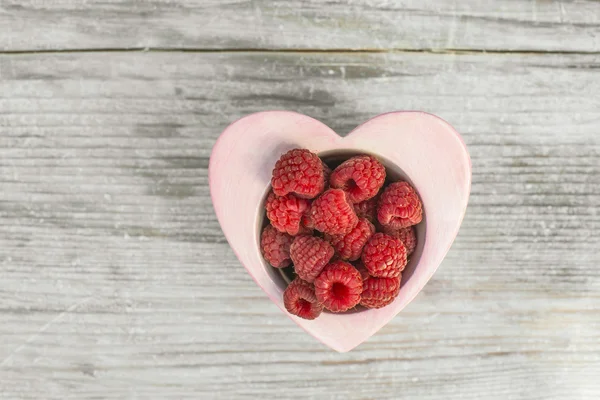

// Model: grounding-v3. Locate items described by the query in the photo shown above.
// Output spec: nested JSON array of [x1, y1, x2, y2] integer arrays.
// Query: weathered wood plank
[[1, 0, 600, 52], [1, 51, 600, 399]]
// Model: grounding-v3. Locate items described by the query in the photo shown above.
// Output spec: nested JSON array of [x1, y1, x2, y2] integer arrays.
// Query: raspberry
[[329, 155, 386, 203], [378, 181, 423, 229], [290, 235, 334, 283], [382, 226, 417, 256], [354, 197, 377, 223], [283, 278, 323, 320], [361, 233, 407, 278], [301, 213, 314, 230], [325, 218, 375, 261], [360, 275, 401, 309], [265, 191, 311, 235], [309, 189, 358, 235], [260, 225, 293, 268], [271, 148, 325, 199], [354, 262, 371, 281], [322, 162, 332, 189], [314, 261, 363, 312]]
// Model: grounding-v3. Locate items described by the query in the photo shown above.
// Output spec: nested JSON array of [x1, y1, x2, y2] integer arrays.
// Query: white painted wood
[[1, 0, 599, 52], [1, 51, 600, 398]]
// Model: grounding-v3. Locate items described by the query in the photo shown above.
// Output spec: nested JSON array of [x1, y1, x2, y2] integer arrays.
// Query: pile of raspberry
[[260, 148, 423, 320]]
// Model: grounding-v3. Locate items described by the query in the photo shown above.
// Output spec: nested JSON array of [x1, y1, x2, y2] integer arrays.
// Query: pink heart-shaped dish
[[209, 111, 471, 352]]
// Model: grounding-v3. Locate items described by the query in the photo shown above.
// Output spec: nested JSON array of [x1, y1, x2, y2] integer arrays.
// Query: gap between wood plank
[[0, 47, 599, 56]]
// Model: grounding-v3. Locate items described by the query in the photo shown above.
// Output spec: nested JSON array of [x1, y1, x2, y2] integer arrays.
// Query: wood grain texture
[[1, 0, 600, 52], [1, 50, 600, 399]]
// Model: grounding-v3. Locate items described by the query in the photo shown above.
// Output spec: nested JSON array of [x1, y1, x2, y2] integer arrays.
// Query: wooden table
[[1, 2, 599, 399]]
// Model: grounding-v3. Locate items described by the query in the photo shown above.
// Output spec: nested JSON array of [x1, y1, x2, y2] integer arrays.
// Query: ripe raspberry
[[309, 189, 358, 235], [361, 233, 407, 278], [314, 261, 363, 312], [283, 278, 323, 320], [265, 191, 311, 235], [322, 162, 332, 188], [290, 235, 334, 283], [301, 213, 314, 230], [325, 218, 375, 261], [271, 148, 325, 199], [354, 262, 370, 281], [260, 225, 293, 268], [382, 225, 417, 256], [360, 275, 401, 309], [354, 197, 377, 223], [329, 155, 386, 203], [378, 181, 423, 229]]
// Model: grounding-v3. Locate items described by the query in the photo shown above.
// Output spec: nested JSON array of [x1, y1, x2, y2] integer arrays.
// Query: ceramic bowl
[[209, 111, 471, 352]]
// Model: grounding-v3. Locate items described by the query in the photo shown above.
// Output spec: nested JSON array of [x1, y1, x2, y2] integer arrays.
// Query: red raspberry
[[260, 225, 293, 268], [314, 261, 363, 312], [290, 235, 334, 283], [309, 189, 358, 235], [354, 197, 377, 223], [382, 226, 417, 256], [325, 218, 375, 261], [283, 278, 323, 320], [265, 191, 311, 235], [360, 275, 401, 309], [354, 262, 371, 281], [322, 162, 332, 188], [329, 155, 386, 203], [271, 148, 325, 199], [361, 233, 407, 278], [299, 161, 331, 231], [378, 181, 423, 229], [301, 213, 314, 230]]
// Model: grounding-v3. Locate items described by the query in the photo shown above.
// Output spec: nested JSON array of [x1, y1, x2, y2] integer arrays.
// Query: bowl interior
[[256, 150, 426, 313]]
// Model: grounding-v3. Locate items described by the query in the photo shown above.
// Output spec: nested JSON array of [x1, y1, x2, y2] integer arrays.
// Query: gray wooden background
[[1, 1, 599, 399]]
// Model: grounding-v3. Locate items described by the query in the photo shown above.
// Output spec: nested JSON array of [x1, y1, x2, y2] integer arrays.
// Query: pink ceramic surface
[[209, 111, 471, 352]]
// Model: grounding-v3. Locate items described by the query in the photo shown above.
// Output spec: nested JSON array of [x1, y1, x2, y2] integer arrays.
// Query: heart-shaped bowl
[[209, 111, 471, 352]]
